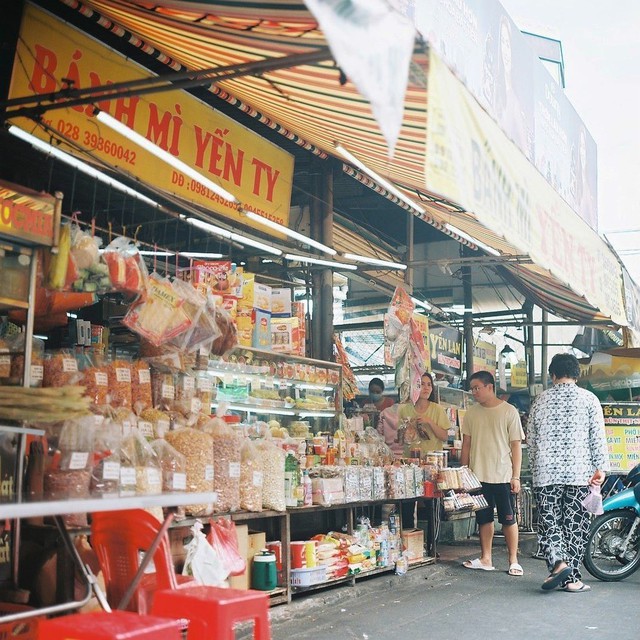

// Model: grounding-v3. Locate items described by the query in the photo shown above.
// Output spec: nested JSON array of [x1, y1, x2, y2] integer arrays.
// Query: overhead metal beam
[[2, 48, 333, 119]]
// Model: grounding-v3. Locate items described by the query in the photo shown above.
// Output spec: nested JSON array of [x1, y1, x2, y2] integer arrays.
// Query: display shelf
[[0, 424, 45, 436], [0, 491, 217, 520]]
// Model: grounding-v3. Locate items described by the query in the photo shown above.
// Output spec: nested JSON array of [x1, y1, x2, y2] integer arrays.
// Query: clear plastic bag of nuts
[[165, 426, 215, 516]]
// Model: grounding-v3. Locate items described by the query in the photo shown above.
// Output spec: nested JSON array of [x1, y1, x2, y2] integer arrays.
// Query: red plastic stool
[[152, 585, 271, 640], [37, 610, 183, 639]]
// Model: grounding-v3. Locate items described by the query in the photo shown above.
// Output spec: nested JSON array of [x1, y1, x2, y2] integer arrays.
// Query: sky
[[500, 0, 640, 284]]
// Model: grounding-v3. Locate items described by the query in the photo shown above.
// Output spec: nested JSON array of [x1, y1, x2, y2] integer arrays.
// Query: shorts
[[475, 482, 517, 526]]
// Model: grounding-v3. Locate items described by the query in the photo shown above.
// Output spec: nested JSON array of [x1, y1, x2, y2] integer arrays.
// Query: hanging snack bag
[[122, 273, 193, 347], [67, 225, 112, 294], [165, 426, 215, 517], [102, 236, 148, 299]]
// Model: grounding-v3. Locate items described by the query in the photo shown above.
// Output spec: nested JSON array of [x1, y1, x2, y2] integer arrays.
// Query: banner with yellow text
[[9, 4, 293, 231], [425, 50, 626, 326], [472, 339, 496, 375]]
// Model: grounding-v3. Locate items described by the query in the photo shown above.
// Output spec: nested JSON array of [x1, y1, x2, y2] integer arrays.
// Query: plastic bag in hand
[[581, 484, 604, 515]]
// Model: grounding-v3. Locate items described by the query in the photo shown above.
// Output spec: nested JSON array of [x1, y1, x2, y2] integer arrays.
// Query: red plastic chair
[[90, 509, 195, 614]]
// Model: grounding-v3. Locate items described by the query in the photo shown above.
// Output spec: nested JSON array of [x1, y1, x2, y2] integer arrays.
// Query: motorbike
[[583, 482, 640, 581], [600, 462, 640, 499]]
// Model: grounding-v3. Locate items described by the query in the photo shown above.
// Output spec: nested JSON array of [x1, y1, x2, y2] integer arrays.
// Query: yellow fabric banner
[[9, 4, 293, 230], [509, 361, 528, 389]]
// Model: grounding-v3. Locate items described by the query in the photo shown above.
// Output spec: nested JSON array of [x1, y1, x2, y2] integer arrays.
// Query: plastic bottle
[[302, 469, 312, 506]]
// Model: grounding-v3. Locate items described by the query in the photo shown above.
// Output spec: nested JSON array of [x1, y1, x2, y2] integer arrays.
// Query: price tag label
[[103, 460, 121, 480], [95, 372, 108, 386], [205, 464, 214, 482], [253, 471, 264, 487], [120, 466, 136, 486], [172, 473, 187, 491], [229, 462, 241, 478], [146, 468, 162, 487], [162, 384, 175, 400], [115, 367, 131, 383], [138, 421, 154, 439], [31, 364, 44, 382], [69, 451, 88, 470], [62, 358, 78, 372], [138, 368, 151, 383]]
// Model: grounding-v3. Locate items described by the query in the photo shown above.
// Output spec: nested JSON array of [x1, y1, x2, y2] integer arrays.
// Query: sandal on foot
[[508, 562, 523, 576], [463, 558, 496, 571], [541, 565, 572, 591], [563, 582, 590, 593]]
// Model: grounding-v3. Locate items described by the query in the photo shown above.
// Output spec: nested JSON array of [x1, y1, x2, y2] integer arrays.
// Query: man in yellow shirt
[[460, 371, 525, 576]]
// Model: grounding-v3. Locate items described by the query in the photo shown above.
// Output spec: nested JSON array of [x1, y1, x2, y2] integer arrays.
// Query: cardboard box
[[228, 524, 249, 590], [271, 316, 299, 353], [243, 530, 267, 590], [271, 288, 292, 316], [401, 528, 425, 561], [252, 310, 271, 349], [240, 274, 272, 312]]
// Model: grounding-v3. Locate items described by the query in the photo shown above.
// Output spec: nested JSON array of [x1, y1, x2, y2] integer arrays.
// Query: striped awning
[[45, 0, 631, 327]]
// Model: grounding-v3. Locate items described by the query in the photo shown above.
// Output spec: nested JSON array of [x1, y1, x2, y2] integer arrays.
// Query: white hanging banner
[[304, 0, 416, 155]]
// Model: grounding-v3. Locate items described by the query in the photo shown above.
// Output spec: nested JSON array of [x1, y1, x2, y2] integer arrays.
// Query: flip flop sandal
[[541, 566, 572, 591], [463, 558, 496, 571], [508, 562, 523, 576], [563, 583, 591, 593]]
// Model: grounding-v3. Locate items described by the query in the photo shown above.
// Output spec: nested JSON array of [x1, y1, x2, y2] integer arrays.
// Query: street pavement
[[259, 533, 639, 640]]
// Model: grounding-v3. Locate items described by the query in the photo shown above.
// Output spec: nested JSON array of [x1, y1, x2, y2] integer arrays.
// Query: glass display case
[[208, 346, 342, 434]]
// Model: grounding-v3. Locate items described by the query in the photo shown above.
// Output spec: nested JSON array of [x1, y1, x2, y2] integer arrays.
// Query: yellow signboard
[[472, 339, 496, 375], [602, 403, 640, 472], [510, 361, 528, 389], [9, 5, 293, 230]]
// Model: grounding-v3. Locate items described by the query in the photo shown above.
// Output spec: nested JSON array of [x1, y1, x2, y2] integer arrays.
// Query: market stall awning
[[9, 0, 639, 335]]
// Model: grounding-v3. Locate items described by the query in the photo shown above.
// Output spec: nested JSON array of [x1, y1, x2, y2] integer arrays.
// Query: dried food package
[[138, 407, 171, 440], [151, 438, 187, 520], [175, 372, 198, 415], [240, 438, 263, 512], [344, 466, 360, 503], [209, 297, 238, 356], [44, 415, 95, 527], [121, 430, 163, 521], [385, 465, 406, 499], [195, 372, 214, 413], [373, 467, 386, 500], [79, 352, 109, 408], [165, 426, 215, 516], [122, 273, 193, 346], [7, 334, 45, 387], [151, 370, 176, 411], [258, 439, 286, 512], [90, 418, 122, 496], [102, 236, 148, 299], [131, 360, 153, 412], [43, 350, 81, 388], [106, 358, 133, 409], [359, 466, 373, 502], [404, 465, 416, 497], [67, 225, 112, 294], [203, 416, 242, 513]]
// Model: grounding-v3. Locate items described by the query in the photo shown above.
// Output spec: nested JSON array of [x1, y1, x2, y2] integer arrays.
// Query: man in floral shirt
[[527, 353, 609, 593]]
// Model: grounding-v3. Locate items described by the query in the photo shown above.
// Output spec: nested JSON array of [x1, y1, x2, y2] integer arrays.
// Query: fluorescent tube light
[[284, 253, 357, 270], [229, 232, 282, 255], [444, 223, 501, 256], [342, 252, 407, 270], [8, 125, 159, 207], [244, 210, 336, 255], [95, 111, 238, 203], [139, 251, 174, 257], [411, 297, 432, 311], [441, 304, 473, 314], [186, 217, 281, 256], [181, 252, 225, 259], [335, 143, 426, 214]]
